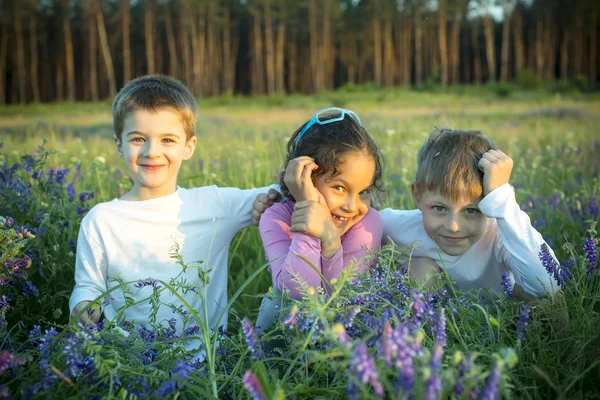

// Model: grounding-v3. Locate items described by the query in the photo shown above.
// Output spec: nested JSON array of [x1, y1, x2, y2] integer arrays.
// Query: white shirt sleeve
[[215, 184, 280, 231], [69, 217, 109, 315], [477, 183, 560, 297]]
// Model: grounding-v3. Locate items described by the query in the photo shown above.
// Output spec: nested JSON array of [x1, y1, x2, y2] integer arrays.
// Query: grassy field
[[0, 86, 599, 399]]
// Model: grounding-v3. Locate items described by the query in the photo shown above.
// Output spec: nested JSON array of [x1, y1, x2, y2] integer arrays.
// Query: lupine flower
[[242, 318, 264, 360], [66, 183, 75, 202], [154, 380, 176, 398], [22, 281, 40, 297], [500, 272, 512, 298], [424, 343, 444, 400], [348, 342, 384, 398], [172, 361, 194, 381], [125, 378, 151, 398], [478, 359, 503, 400], [134, 278, 162, 291], [283, 305, 299, 328], [539, 243, 565, 286], [434, 308, 446, 348], [0, 385, 10, 400], [583, 237, 597, 275], [242, 370, 267, 400], [334, 323, 352, 346], [345, 306, 361, 328], [517, 305, 531, 341], [0, 350, 28, 374], [453, 354, 472, 396]]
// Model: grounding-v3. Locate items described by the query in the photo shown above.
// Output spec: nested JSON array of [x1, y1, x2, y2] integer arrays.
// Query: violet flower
[[517, 305, 531, 342], [478, 360, 502, 400], [242, 318, 264, 360], [243, 370, 267, 400], [500, 272, 512, 298], [583, 237, 597, 275], [348, 342, 384, 398]]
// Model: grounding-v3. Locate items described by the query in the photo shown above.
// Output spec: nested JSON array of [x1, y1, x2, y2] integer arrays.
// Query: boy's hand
[[283, 156, 325, 203], [252, 188, 281, 225], [71, 301, 102, 326], [290, 200, 341, 258], [478, 149, 513, 196]]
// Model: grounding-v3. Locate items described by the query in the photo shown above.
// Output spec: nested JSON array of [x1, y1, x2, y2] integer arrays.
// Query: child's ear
[[183, 136, 197, 160], [411, 182, 421, 209], [114, 136, 124, 159]]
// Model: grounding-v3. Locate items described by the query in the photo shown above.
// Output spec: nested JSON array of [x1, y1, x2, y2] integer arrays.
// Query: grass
[[0, 87, 599, 399]]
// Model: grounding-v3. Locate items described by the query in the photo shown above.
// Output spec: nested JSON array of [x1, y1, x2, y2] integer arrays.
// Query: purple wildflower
[[345, 306, 361, 328], [0, 385, 10, 400], [583, 237, 597, 275], [478, 360, 502, 400], [242, 370, 267, 400], [134, 278, 162, 291], [0, 350, 28, 374], [539, 243, 565, 287], [500, 272, 512, 298], [154, 380, 176, 398], [125, 378, 151, 398], [517, 305, 531, 341], [453, 354, 473, 396], [242, 318, 264, 360], [172, 361, 194, 381], [283, 305, 299, 328], [334, 324, 352, 346], [348, 342, 384, 398], [590, 197, 599, 219], [6, 217, 14, 228], [22, 281, 40, 297], [66, 183, 75, 202], [424, 343, 444, 400], [434, 308, 446, 348]]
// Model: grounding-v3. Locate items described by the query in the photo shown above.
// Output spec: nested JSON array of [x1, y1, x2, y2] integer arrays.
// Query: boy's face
[[115, 109, 196, 200], [411, 184, 488, 256]]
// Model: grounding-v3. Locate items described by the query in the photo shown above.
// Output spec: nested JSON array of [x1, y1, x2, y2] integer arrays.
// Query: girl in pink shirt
[[256, 107, 384, 334]]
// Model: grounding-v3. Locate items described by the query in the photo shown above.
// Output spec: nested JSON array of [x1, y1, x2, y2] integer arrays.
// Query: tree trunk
[[195, 3, 207, 96], [535, 18, 544, 78], [414, 5, 423, 84], [274, 7, 286, 93], [449, 6, 463, 85], [560, 27, 569, 81], [89, 4, 99, 101], [373, 15, 382, 86], [483, 12, 496, 82], [472, 21, 482, 84], [545, 17, 557, 81], [512, 10, 524, 76], [93, 0, 116, 97], [145, 0, 155, 74], [61, 0, 76, 101], [206, 2, 218, 96], [56, 53, 65, 101], [438, 0, 448, 86], [121, 0, 131, 84], [12, 0, 26, 103], [29, 13, 41, 102], [222, 7, 233, 93], [322, 0, 333, 89], [308, 0, 320, 92], [288, 30, 297, 92], [164, 3, 178, 78], [383, 17, 395, 86], [264, 0, 275, 95], [251, 7, 265, 95], [589, 12, 597, 85], [178, 3, 192, 87], [0, 20, 8, 104], [500, 0, 511, 82], [575, 15, 583, 75]]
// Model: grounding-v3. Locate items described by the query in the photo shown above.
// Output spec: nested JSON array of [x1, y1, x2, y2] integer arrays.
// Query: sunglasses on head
[[295, 107, 362, 148]]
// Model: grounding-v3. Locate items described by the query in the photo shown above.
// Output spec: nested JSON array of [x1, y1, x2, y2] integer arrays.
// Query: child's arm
[[478, 150, 560, 297], [69, 220, 109, 325], [259, 204, 328, 300]]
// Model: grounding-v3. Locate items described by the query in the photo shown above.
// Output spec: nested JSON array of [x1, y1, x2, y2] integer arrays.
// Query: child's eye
[[131, 137, 144, 143], [162, 138, 175, 143], [333, 186, 345, 193], [359, 188, 371, 196], [433, 205, 445, 212], [465, 208, 479, 215]]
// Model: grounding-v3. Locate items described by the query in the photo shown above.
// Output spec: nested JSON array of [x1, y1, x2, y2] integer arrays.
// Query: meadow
[[0, 85, 599, 399]]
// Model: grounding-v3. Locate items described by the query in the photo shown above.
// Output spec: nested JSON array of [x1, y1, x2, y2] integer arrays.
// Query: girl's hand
[[71, 301, 102, 326], [284, 156, 325, 203], [290, 200, 341, 258], [478, 149, 514, 196]]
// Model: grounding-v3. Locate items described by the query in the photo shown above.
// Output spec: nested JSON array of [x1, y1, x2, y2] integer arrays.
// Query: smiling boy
[[69, 75, 276, 342], [380, 128, 560, 301]]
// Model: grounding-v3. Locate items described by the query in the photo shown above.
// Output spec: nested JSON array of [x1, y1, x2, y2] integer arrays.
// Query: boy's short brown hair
[[112, 75, 198, 140], [414, 128, 497, 202]]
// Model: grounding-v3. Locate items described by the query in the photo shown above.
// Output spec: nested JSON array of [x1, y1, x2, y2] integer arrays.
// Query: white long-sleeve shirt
[[380, 184, 560, 299], [69, 185, 273, 342]]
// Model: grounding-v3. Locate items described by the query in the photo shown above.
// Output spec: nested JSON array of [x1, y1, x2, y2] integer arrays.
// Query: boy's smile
[[411, 185, 488, 256], [115, 109, 197, 201]]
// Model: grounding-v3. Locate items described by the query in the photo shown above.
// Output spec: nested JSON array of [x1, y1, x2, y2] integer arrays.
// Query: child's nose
[[342, 194, 358, 213], [445, 215, 460, 232], [143, 140, 160, 157]]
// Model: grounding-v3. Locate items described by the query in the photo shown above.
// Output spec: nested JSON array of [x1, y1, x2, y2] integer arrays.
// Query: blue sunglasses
[[295, 107, 362, 148]]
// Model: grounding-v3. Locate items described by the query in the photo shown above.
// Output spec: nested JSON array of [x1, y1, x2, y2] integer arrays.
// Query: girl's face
[[314, 151, 376, 236]]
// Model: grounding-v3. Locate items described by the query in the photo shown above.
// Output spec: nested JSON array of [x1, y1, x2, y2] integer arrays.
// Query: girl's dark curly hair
[[279, 113, 384, 202]]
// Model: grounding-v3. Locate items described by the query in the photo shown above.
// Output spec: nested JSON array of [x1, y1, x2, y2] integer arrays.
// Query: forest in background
[[2, 0, 599, 104]]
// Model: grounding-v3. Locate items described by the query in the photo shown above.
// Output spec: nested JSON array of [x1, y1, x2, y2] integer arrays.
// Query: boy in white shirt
[[69, 75, 276, 340], [379, 128, 560, 301]]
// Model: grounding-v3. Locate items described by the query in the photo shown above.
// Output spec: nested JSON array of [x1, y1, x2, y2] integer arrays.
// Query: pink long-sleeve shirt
[[259, 202, 383, 300]]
